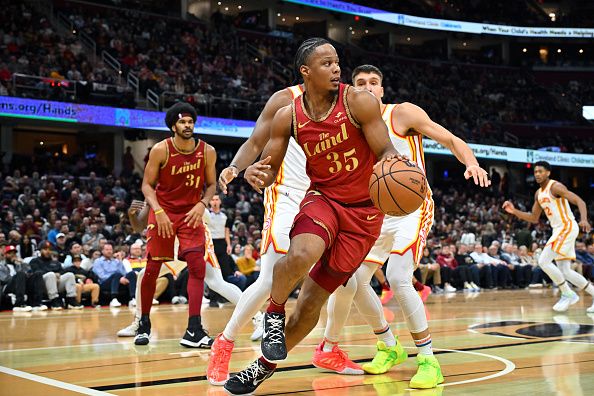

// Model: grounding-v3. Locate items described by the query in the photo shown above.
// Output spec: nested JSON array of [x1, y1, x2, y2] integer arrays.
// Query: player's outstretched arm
[[246, 105, 292, 193], [394, 102, 490, 187], [142, 143, 174, 238], [551, 182, 591, 232], [348, 89, 400, 161], [185, 144, 217, 229], [218, 89, 293, 193], [502, 192, 542, 224]]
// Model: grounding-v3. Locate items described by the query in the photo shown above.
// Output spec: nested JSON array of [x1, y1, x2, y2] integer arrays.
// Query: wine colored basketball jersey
[[292, 83, 377, 204], [157, 137, 206, 214]]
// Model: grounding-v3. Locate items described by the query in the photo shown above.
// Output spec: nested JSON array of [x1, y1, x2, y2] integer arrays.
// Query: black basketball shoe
[[134, 316, 151, 345], [261, 311, 287, 362], [179, 315, 213, 348], [224, 359, 275, 395]]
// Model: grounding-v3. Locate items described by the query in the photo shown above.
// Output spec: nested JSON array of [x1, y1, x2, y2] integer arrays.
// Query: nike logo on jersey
[[186, 330, 195, 337], [170, 153, 180, 157], [298, 120, 311, 128], [367, 214, 379, 221]]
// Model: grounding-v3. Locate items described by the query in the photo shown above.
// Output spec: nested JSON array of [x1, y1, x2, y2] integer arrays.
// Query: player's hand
[[245, 156, 271, 194], [219, 166, 239, 194], [502, 201, 515, 214], [375, 152, 408, 170], [184, 203, 205, 229], [119, 276, 129, 285], [226, 244, 232, 255], [155, 210, 174, 238], [579, 219, 591, 233], [464, 165, 491, 187]]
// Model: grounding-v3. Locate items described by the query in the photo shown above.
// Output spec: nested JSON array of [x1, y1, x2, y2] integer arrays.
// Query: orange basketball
[[369, 159, 427, 216]]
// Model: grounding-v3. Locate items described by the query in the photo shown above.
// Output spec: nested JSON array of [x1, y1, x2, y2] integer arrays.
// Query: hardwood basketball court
[[1, 289, 594, 395]]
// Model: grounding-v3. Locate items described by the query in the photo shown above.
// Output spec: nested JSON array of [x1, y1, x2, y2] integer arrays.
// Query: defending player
[[224, 38, 401, 395], [503, 161, 593, 312], [135, 102, 216, 348], [315, 65, 490, 389]]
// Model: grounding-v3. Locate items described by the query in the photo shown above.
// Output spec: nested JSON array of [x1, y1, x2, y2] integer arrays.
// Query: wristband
[[154, 209, 165, 215], [229, 164, 239, 169], [198, 201, 207, 209]]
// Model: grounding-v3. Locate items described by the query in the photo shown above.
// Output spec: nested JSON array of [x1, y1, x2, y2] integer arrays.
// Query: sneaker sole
[[553, 296, 580, 312], [409, 372, 444, 389], [179, 339, 213, 349], [312, 361, 364, 375], [117, 331, 137, 337], [207, 376, 229, 386]]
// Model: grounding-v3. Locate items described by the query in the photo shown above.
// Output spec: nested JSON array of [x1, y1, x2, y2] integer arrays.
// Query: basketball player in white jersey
[[503, 161, 593, 312], [208, 83, 310, 385], [314, 65, 490, 389], [116, 200, 258, 344]]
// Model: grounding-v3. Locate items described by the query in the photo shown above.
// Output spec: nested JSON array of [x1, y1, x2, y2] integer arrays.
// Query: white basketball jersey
[[272, 85, 309, 191], [383, 104, 427, 175], [537, 179, 575, 230]]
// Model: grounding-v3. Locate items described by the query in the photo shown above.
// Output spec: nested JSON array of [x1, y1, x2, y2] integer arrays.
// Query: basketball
[[369, 159, 427, 216]]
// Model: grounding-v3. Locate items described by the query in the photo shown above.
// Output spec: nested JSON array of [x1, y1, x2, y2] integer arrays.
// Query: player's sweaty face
[[353, 72, 384, 102], [306, 44, 340, 90], [174, 116, 195, 139]]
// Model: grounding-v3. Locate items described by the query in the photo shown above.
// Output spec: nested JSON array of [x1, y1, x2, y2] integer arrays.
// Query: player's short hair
[[293, 37, 330, 82], [351, 64, 383, 84], [534, 161, 551, 171], [165, 102, 197, 129]]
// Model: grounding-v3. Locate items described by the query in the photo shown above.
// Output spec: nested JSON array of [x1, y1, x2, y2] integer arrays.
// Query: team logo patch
[[263, 217, 272, 231]]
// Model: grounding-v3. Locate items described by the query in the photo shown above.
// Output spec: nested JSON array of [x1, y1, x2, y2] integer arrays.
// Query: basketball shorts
[[547, 221, 579, 260], [366, 197, 434, 267], [290, 191, 384, 293], [146, 208, 205, 261], [261, 183, 306, 255], [169, 227, 218, 268]]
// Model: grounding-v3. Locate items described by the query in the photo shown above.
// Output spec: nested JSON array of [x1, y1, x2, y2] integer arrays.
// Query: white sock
[[414, 334, 433, 356], [375, 325, 396, 347]]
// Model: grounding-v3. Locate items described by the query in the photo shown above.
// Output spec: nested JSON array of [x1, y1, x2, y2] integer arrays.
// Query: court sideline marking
[[0, 365, 113, 395]]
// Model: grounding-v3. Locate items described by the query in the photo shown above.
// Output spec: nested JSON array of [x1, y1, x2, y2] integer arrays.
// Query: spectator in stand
[[65, 254, 100, 307], [454, 244, 481, 291], [470, 243, 495, 289], [220, 244, 247, 291], [418, 247, 442, 292], [47, 220, 61, 245], [30, 241, 81, 309], [501, 243, 532, 288], [19, 235, 36, 260], [92, 243, 136, 307], [435, 246, 457, 292], [486, 245, 514, 288], [63, 242, 87, 268], [19, 214, 41, 241], [82, 223, 104, 250], [54, 233, 69, 263], [576, 241, 594, 281], [235, 244, 260, 288], [0, 245, 32, 311], [517, 245, 546, 288]]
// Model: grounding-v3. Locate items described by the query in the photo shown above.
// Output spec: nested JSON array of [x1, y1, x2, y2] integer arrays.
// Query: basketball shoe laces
[[235, 360, 269, 384], [265, 315, 285, 344]]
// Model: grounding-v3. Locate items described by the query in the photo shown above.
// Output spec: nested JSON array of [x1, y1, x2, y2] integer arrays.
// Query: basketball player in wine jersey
[[315, 65, 490, 388], [503, 161, 593, 312], [116, 200, 260, 342], [135, 102, 217, 348], [208, 84, 309, 385], [224, 38, 402, 395]]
